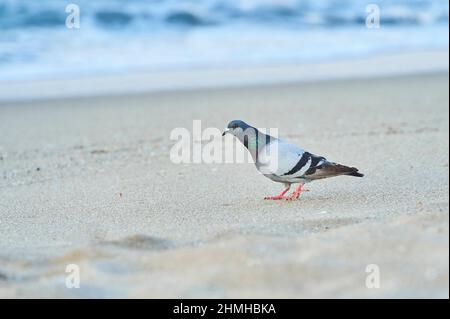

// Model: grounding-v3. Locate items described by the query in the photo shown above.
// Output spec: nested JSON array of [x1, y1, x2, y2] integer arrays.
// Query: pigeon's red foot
[[286, 185, 308, 201]]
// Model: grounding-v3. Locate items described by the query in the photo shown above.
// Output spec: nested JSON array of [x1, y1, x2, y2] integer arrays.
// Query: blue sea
[[0, 0, 448, 81]]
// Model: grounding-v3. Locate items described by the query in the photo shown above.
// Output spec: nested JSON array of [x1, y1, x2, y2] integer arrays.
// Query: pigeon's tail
[[337, 164, 364, 178], [347, 171, 364, 177], [306, 162, 364, 179]]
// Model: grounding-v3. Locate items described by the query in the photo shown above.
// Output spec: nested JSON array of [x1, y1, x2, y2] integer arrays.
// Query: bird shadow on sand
[[254, 191, 369, 207]]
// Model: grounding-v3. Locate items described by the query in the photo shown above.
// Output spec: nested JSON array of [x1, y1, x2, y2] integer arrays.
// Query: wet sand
[[0, 73, 448, 298]]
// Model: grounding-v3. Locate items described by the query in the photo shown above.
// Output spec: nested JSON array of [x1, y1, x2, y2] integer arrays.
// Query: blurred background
[[0, 0, 448, 82]]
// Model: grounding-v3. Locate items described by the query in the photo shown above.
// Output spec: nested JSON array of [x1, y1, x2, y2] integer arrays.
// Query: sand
[[0, 72, 448, 298], [1, 50, 448, 103]]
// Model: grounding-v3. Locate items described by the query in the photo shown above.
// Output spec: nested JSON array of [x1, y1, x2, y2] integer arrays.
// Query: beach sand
[[0, 73, 448, 298]]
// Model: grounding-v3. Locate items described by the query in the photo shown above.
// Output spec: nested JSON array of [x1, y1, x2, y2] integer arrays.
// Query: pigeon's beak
[[222, 128, 230, 136]]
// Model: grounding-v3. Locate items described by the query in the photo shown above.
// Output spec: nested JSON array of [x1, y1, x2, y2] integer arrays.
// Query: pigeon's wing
[[257, 139, 326, 180], [257, 137, 363, 182]]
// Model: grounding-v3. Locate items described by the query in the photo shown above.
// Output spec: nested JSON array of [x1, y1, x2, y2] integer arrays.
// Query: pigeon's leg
[[286, 184, 308, 201], [264, 184, 291, 200]]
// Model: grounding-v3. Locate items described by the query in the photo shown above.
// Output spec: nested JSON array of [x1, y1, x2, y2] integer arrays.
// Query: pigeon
[[222, 120, 363, 201]]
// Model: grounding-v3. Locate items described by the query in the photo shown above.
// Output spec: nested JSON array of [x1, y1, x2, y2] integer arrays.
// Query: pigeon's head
[[222, 120, 253, 137]]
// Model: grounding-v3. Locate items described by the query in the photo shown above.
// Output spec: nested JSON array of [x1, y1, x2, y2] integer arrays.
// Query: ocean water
[[0, 0, 448, 81]]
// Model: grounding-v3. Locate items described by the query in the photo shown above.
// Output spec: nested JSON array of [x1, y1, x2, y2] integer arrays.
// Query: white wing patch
[[256, 138, 328, 183], [257, 139, 306, 177]]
